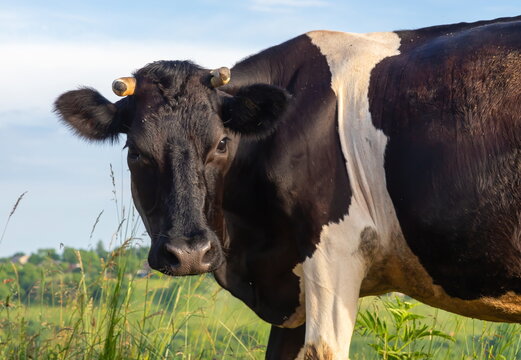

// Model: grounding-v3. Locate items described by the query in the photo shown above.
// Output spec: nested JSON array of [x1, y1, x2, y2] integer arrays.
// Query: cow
[[55, 15, 521, 359]]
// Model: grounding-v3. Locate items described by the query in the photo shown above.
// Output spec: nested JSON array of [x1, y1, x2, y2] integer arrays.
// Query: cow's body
[[56, 16, 521, 359]]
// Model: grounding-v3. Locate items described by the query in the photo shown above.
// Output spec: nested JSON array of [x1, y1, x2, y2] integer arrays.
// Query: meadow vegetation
[[2, 245, 521, 359]]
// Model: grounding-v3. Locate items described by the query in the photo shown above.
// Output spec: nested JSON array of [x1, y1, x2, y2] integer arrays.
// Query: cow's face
[[55, 61, 290, 276]]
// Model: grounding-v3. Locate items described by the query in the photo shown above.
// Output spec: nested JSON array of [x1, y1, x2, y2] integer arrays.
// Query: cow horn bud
[[210, 67, 231, 88], [112, 77, 136, 96]]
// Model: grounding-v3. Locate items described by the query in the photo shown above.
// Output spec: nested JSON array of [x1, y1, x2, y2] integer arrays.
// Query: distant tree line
[[0, 241, 150, 305]]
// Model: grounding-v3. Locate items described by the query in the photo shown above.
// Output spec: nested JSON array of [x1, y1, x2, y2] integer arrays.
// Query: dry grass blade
[[89, 210, 104, 240], [1, 191, 28, 245]]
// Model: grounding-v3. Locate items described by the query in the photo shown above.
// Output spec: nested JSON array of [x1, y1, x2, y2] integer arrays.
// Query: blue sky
[[2, 0, 521, 257]]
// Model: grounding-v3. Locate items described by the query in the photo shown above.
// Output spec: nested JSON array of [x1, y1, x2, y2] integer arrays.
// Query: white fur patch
[[297, 31, 401, 359]]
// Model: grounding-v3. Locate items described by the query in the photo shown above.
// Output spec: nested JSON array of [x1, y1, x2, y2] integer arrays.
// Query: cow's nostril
[[201, 242, 215, 264], [163, 240, 213, 274], [163, 243, 181, 266]]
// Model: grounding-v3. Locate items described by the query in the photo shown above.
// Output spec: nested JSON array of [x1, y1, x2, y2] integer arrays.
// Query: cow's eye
[[216, 137, 229, 154], [128, 150, 141, 161]]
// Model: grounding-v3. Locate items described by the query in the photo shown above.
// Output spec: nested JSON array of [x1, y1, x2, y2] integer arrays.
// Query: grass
[[2, 248, 521, 359], [0, 268, 269, 359], [2, 266, 521, 359]]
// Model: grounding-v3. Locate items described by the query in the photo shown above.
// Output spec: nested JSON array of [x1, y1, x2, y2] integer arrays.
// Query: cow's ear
[[54, 88, 130, 142], [222, 84, 291, 137]]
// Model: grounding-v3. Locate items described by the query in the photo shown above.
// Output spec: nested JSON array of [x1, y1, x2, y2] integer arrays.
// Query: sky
[[2, 0, 521, 257]]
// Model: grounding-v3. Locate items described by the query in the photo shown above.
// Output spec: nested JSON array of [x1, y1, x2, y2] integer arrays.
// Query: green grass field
[[0, 268, 269, 359], [2, 261, 521, 360]]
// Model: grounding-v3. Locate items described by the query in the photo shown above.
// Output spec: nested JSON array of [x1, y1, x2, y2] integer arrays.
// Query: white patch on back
[[310, 30, 401, 243], [295, 31, 402, 359]]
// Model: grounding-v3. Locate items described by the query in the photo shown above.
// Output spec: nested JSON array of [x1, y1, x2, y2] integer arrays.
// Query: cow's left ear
[[222, 84, 291, 137], [54, 88, 131, 143]]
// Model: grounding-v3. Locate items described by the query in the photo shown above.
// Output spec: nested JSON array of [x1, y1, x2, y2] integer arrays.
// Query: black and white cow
[[55, 15, 521, 359]]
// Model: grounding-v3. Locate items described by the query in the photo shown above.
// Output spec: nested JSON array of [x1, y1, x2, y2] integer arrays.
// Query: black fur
[[54, 88, 126, 142], [222, 84, 290, 137]]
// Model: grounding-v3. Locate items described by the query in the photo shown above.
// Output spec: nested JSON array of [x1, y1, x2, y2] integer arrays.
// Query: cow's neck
[[222, 34, 316, 92], [213, 34, 351, 327], [212, 136, 302, 324]]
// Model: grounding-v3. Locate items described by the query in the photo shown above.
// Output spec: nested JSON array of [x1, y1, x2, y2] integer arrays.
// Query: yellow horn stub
[[210, 67, 231, 88], [112, 77, 136, 96]]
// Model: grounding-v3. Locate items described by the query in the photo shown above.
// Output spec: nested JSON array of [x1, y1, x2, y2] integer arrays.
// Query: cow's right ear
[[221, 84, 291, 138], [54, 88, 130, 142]]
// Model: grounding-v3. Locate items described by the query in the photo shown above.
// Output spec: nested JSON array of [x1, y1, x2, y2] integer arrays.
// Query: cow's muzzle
[[148, 230, 223, 276]]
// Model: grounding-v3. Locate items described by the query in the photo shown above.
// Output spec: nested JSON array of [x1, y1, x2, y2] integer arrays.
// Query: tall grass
[[1, 192, 27, 246], [0, 260, 269, 359]]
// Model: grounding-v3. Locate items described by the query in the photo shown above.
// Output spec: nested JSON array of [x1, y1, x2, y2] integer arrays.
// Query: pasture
[[2, 251, 521, 359]]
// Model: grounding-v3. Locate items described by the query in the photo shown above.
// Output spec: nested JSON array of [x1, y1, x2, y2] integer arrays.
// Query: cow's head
[[55, 61, 290, 276]]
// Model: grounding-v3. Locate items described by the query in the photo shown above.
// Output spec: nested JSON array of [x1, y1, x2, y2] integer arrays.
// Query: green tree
[[0, 266, 13, 300], [17, 263, 40, 299], [96, 240, 108, 259], [37, 248, 60, 261], [27, 253, 44, 265], [78, 249, 102, 276], [62, 247, 78, 264]]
